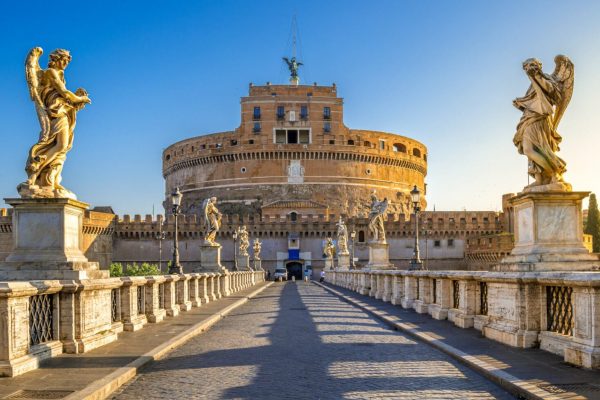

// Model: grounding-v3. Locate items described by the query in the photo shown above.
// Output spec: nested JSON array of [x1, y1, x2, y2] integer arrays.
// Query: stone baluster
[[163, 275, 180, 317], [145, 276, 166, 323], [120, 278, 148, 331], [177, 274, 192, 311]]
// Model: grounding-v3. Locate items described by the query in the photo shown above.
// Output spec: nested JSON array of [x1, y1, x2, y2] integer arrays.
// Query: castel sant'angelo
[[2, 59, 561, 276]]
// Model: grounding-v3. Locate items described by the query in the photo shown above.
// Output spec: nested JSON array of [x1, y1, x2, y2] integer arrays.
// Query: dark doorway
[[286, 262, 303, 280]]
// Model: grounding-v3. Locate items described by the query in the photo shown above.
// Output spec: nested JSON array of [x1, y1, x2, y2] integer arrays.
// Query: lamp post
[[350, 230, 356, 269], [409, 185, 425, 270], [232, 230, 239, 271], [169, 187, 183, 274]]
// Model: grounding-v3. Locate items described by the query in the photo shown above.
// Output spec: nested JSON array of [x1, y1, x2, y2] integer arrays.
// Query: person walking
[[319, 270, 325, 283]]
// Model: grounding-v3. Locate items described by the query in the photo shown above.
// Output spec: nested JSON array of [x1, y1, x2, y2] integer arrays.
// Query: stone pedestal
[[237, 254, 252, 271], [253, 259, 263, 271], [324, 257, 334, 271], [196, 244, 227, 273], [495, 191, 599, 272], [337, 253, 350, 270], [367, 242, 393, 270], [0, 198, 108, 280]]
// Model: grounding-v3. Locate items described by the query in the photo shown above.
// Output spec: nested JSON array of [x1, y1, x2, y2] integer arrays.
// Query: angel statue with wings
[[253, 238, 262, 261], [336, 217, 349, 255], [203, 197, 222, 246], [368, 193, 389, 243], [18, 47, 91, 199], [513, 55, 574, 192], [282, 56, 303, 80], [237, 226, 250, 256]]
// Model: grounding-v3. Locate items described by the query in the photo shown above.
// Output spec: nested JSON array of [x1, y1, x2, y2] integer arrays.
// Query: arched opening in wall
[[165, 154, 171, 161], [393, 143, 407, 153], [413, 148, 421, 157], [364, 141, 371, 147], [347, 139, 355, 145], [358, 230, 365, 242], [289, 212, 298, 222]]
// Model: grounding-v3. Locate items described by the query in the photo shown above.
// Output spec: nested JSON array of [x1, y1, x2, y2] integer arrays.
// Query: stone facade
[[162, 84, 428, 218]]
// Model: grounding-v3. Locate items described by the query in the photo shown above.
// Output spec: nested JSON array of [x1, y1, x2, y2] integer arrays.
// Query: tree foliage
[[585, 193, 600, 253], [109, 262, 162, 277]]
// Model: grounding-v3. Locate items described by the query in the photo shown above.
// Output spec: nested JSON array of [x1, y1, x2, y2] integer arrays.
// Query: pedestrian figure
[[319, 270, 325, 283], [267, 270, 271, 281]]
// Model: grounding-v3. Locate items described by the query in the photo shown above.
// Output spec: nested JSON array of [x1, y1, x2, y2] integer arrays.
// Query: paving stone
[[113, 282, 513, 400]]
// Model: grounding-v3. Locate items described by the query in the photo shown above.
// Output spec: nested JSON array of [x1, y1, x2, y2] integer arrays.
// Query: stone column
[[367, 242, 393, 270], [382, 273, 393, 302], [206, 274, 217, 301], [369, 273, 378, 297], [375, 273, 385, 299], [163, 276, 180, 317], [0, 198, 109, 280], [120, 280, 148, 332], [391, 274, 404, 305], [189, 274, 202, 307], [220, 272, 231, 296], [402, 275, 417, 309], [176, 275, 192, 311], [429, 278, 451, 320], [145, 277, 167, 323], [213, 274, 223, 299], [413, 276, 432, 314]]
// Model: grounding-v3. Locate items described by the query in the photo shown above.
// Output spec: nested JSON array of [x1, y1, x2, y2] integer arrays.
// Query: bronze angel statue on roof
[[18, 47, 91, 199], [513, 55, 574, 192], [282, 56, 303, 79]]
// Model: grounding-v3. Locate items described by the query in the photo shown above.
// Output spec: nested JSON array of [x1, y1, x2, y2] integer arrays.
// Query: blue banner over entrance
[[288, 249, 300, 260]]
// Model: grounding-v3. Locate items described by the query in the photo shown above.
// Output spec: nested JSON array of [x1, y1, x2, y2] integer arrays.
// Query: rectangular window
[[253, 122, 261, 133], [289, 110, 296, 122], [275, 130, 286, 144], [434, 240, 441, 248], [323, 107, 331, 119], [300, 105, 308, 119], [448, 239, 454, 247], [287, 130, 298, 144], [230, 139, 238, 146], [299, 130, 310, 144], [324, 122, 331, 133], [253, 106, 261, 120], [277, 106, 285, 120], [379, 140, 385, 150]]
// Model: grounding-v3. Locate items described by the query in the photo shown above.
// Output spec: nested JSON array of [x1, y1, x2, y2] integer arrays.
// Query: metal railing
[[452, 280, 460, 309], [111, 288, 121, 323], [479, 282, 488, 315], [546, 286, 573, 336], [29, 294, 55, 346]]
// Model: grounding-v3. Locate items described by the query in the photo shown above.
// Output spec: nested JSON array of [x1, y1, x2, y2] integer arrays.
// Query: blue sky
[[1, 1, 599, 215]]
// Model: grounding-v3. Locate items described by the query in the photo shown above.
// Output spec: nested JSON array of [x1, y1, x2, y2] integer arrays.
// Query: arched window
[[347, 139, 355, 145], [393, 143, 406, 153], [358, 230, 365, 242], [290, 212, 298, 222], [413, 148, 421, 157]]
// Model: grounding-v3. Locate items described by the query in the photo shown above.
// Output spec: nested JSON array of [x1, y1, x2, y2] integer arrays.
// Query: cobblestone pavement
[[112, 282, 514, 400]]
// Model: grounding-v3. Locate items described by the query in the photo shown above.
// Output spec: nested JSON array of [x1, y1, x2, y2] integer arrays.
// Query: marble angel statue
[[203, 197, 222, 246], [253, 238, 262, 260], [237, 226, 250, 256], [18, 47, 91, 199], [513, 55, 574, 192], [323, 237, 336, 259], [336, 217, 349, 255], [368, 193, 388, 243]]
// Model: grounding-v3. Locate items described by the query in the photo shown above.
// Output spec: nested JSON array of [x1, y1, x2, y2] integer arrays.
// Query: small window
[[472, 217, 478, 224], [230, 139, 238, 146], [483, 217, 489, 223], [448, 239, 454, 247], [366, 169, 371, 175], [201, 144, 206, 149], [460, 218, 466, 225], [364, 141, 371, 147], [165, 154, 171, 161], [393, 143, 407, 153], [299, 130, 310, 144], [323, 107, 331, 120], [277, 106, 285, 120], [329, 139, 335, 145], [215, 143, 222, 149], [300, 105, 308, 119], [253, 122, 261, 133], [253, 106, 261, 120], [240, 167, 247, 173], [449, 218, 455, 224], [379, 140, 385, 150], [347, 139, 355, 145], [248, 139, 254, 144], [358, 230, 365, 242], [324, 122, 331, 133], [275, 130, 286, 144], [424, 154, 428, 161], [287, 130, 298, 144], [434, 240, 441, 248], [290, 212, 298, 222], [413, 148, 421, 157]]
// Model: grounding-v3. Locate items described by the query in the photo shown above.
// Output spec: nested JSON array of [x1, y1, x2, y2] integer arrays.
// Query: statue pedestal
[[337, 253, 350, 270], [237, 254, 252, 271], [197, 244, 227, 273], [367, 242, 393, 270], [324, 257, 334, 271], [0, 198, 108, 280], [495, 191, 599, 272], [253, 259, 263, 271]]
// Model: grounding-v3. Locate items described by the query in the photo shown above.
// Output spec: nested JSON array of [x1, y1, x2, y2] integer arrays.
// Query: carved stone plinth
[[237, 255, 252, 271], [324, 257, 334, 271], [253, 259, 263, 271], [367, 242, 393, 270], [337, 253, 350, 270], [196, 244, 227, 273], [495, 191, 599, 272], [0, 198, 108, 280]]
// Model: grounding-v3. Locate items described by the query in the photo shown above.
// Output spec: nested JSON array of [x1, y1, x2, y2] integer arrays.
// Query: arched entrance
[[286, 261, 303, 280]]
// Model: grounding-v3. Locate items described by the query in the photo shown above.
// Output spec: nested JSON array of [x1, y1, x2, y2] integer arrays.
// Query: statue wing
[[551, 55, 574, 131], [282, 57, 291, 67], [201, 198, 210, 226], [25, 47, 50, 141], [380, 199, 389, 215]]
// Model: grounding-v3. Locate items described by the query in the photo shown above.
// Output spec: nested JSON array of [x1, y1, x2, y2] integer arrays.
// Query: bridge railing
[[328, 269, 600, 370], [0, 270, 265, 377]]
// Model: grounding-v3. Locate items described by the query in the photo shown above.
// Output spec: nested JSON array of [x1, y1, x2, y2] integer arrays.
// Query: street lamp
[[350, 230, 356, 269], [409, 185, 425, 270], [169, 187, 183, 274], [232, 230, 239, 271]]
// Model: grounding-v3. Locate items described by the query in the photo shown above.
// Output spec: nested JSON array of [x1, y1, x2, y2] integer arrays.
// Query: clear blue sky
[[1, 1, 599, 216]]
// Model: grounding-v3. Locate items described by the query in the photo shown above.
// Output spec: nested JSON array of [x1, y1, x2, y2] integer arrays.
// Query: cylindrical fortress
[[163, 84, 427, 217]]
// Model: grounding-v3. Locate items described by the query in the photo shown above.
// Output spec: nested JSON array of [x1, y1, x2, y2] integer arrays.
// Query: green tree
[[585, 193, 600, 253]]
